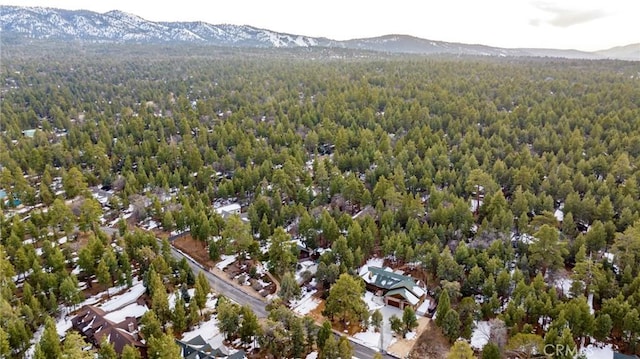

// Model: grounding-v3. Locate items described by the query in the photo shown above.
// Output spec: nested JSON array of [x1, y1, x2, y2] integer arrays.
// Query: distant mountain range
[[1, 6, 638, 61]]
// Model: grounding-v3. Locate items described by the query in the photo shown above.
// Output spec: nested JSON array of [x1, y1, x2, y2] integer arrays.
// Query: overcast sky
[[2, 0, 638, 51]]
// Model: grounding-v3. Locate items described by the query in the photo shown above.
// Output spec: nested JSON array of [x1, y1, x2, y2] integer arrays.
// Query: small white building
[[215, 203, 241, 217]]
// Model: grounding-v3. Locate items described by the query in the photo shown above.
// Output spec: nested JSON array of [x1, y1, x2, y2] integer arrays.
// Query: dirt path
[[387, 317, 431, 358]]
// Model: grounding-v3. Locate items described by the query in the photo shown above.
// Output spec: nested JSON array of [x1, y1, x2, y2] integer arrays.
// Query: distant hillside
[[596, 44, 640, 61], [1, 5, 637, 61]]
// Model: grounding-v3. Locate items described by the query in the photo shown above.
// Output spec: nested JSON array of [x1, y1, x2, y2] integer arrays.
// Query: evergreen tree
[[172, 297, 187, 333], [442, 309, 462, 343], [448, 339, 475, 359], [371, 309, 383, 332], [239, 305, 259, 348], [97, 340, 117, 359], [324, 274, 368, 329], [402, 306, 419, 335], [147, 329, 181, 359], [38, 317, 62, 359], [121, 345, 142, 359], [482, 342, 500, 359], [279, 271, 301, 304], [435, 290, 451, 327]]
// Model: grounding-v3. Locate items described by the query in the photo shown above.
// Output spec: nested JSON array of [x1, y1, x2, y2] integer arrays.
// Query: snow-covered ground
[[581, 343, 614, 359], [216, 254, 237, 270], [291, 288, 320, 315], [470, 321, 491, 349], [554, 208, 564, 222], [169, 288, 195, 309], [295, 260, 318, 284], [554, 277, 574, 298], [358, 257, 385, 277], [98, 281, 146, 311], [352, 302, 402, 351], [470, 199, 483, 213], [181, 294, 222, 347], [181, 315, 225, 349]]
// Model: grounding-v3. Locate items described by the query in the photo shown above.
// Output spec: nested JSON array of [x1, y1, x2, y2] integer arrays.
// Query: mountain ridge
[[1, 5, 637, 60]]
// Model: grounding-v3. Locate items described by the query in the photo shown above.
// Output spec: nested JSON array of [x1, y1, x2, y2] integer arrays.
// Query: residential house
[[361, 266, 427, 310], [215, 203, 241, 218], [71, 305, 146, 357], [176, 335, 246, 359]]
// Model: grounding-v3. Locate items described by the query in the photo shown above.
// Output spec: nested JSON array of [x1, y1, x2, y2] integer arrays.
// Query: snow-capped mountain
[[1, 6, 635, 60], [0, 6, 335, 47]]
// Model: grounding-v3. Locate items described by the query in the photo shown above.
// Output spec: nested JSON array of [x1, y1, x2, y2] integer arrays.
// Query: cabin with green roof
[[361, 266, 426, 310]]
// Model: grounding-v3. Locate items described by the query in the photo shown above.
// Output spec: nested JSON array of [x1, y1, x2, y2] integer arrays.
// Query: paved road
[[168, 246, 268, 317], [169, 244, 397, 359]]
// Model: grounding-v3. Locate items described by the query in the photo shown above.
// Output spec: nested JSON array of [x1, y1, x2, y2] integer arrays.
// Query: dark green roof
[[367, 266, 417, 290]]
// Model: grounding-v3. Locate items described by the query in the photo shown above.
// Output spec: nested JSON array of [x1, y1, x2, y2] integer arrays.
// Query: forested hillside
[[1, 44, 639, 358]]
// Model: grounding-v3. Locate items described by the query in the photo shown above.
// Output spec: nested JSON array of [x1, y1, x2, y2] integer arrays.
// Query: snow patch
[[216, 254, 237, 270], [470, 321, 491, 349]]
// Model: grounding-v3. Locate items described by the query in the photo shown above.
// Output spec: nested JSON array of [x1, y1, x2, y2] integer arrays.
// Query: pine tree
[[239, 305, 259, 348], [193, 272, 210, 314], [121, 345, 142, 359], [482, 342, 500, 359], [402, 306, 419, 335], [320, 335, 339, 359], [38, 317, 62, 359], [97, 339, 117, 359], [435, 290, 451, 327], [371, 309, 383, 332], [147, 329, 181, 359], [442, 309, 462, 343], [338, 336, 353, 359], [448, 340, 475, 359], [279, 271, 301, 304], [172, 297, 187, 333]]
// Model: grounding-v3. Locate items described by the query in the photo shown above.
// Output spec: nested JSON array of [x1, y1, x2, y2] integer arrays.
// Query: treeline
[[1, 45, 640, 356]]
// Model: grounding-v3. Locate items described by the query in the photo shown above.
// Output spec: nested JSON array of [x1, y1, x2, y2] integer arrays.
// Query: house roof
[[176, 339, 244, 359], [364, 266, 417, 290], [362, 266, 426, 304], [215, 203, 241, 215], [71, 305, 144, 354], [385, 288, 420, 305]]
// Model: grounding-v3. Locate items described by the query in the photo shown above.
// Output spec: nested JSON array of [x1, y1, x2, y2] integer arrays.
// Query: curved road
[[168, 246, 398, 359]]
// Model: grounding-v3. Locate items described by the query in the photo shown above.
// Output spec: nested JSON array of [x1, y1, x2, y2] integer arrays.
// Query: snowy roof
[[215, 203, 241, 214], [363, 266, 426, 303], [385, 288, 420, 305]]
